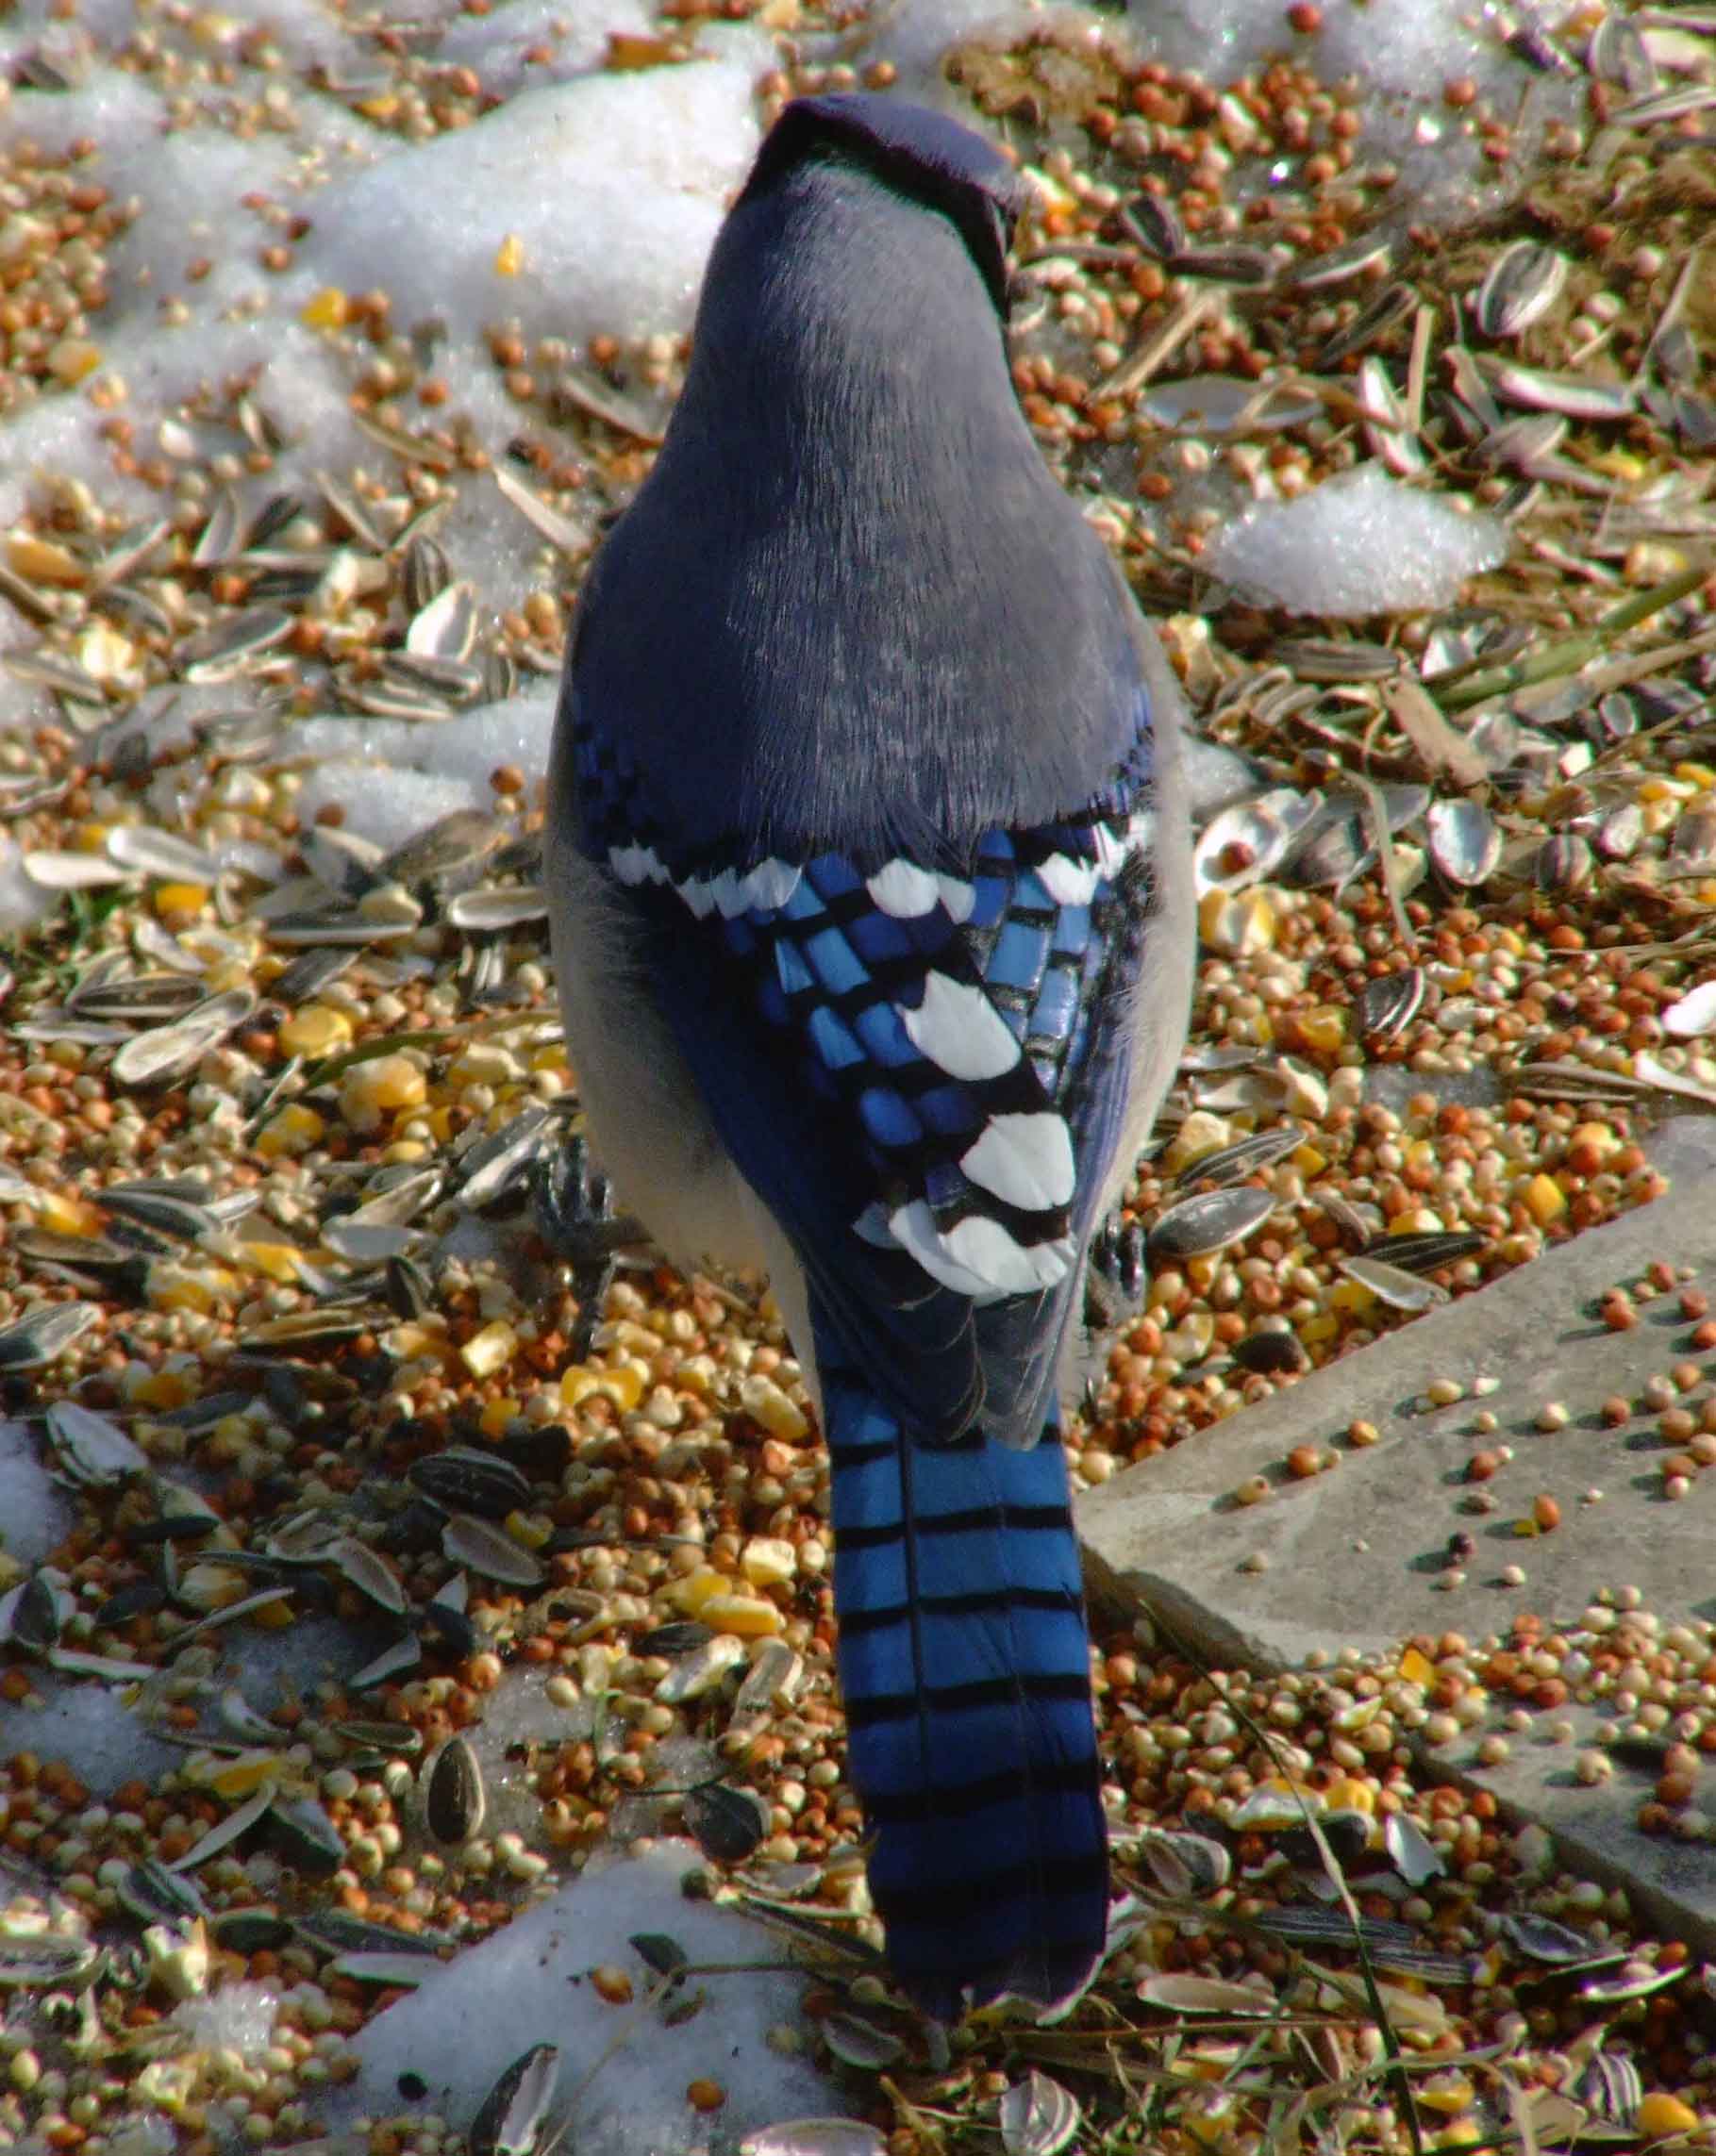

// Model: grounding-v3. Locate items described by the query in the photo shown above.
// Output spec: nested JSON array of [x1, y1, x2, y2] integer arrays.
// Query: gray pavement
[[1078, 1115, 1716, 1949]]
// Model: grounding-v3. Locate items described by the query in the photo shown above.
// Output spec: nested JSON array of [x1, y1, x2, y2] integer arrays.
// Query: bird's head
[[735, 91, 1028, 323]]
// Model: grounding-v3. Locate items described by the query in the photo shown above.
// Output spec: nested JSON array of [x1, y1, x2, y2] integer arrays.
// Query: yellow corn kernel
[[40, 1191, 105, 1237], [301, 286, 349, 329], [480, 1395, 522, 1437], [1298, 1313, 1339, 1345], [126, 1368, 197, 1410], [494, 232, 525, 276], [340, 1053, 428, 1134], [459, 1319, 517, 1380], [560, 1365, 602, 1407], [147, 1263, 236, 1314], [673, 1567, 728, 1617], [278, 1005, 355, 1058], [1521, 1173, 1567, 1226], [152, 882, 208, 918], [1675, 763, 1716, 792], [698, 1593, 785, 1638], [1292, 1143, 1328, 1177], [1330, 1279, 1376, 1314], [741, 1375, 808, 1441], [1398, 1646, 1435, 1687], [597, 1363, 645, 1413], [1198, 887, 1275, 956], [741, 1536, 796, 1589], [1419, 2074, 1474, 2116], [1294, 1005, 1347, 1054], [503, 1509, 554, 1551], [254, 1103, 325, 1159], [232, 1239, 306, 1284], [1635, 2093, 1700, 2138]]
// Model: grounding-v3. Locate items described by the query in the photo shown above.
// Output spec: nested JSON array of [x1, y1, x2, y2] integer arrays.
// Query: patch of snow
[[172, 1980, 284, 2059], [306, 51, 764, 352], [0, 1419, 70, 1566], [21, 1681, 182, 1792], [341, 1841, 841, 2151], [1203, 463, 1509, 616]]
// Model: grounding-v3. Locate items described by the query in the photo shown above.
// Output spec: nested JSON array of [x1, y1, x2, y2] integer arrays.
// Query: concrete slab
[[1078, 1117, 1716, 1949], [1080, 1118, 1716, 1668]]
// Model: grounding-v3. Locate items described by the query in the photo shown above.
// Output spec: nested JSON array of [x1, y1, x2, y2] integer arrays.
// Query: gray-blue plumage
[[547, 91, 1193, 2018]]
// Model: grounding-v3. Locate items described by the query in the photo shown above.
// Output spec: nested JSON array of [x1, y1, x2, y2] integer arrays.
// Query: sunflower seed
[[269, 1794, 346, 1874], [408, 1446, 532, 1518], [1134, 1828, 1231, 1898], [45, 1401, 147, 1485], [0, 1301, 98, 1368], [178, 607, 293, 684], [1425, 798, 1502, 887], [1339, 1255, 1450, 1312], [447, 885, 548, 932], [349, 1634, 424, 1689], [493, 464, 583, 554], [683, 1782, 768, 1863], [1358, 1230, 1484, 1273], [1274, 639, 1400, 683], [1137, 1972, 1274, 2014], [406, 578, 478, 661], [1173, 1125, 1304, 1191], [109, 988, 255, 1086], [118, 1859, 208, 1928], [424, 1734, 486, 1846], [1148, 1185, 1275, 1260], [401, 533, 451, 611], [24, 849, 134, 889], [67, 972, 206, 1021], [441, 1513, 543, 1587], [456, 1103, 552, 1211], [1355, 967, 1424, 1042], [170, 1782, 278, 1872], [1474, 242, 1568, 340], [0, 1934, 101, 1988], [823, 2014, 903, 2071], [999, 2071, 1082, 2156], [469, 2044, 561, 2156], [328, 1538, 408, 1616], [1486, 359, 1636, 422], [1318, 283, 1416, 370], [106, 826, 220, 883]]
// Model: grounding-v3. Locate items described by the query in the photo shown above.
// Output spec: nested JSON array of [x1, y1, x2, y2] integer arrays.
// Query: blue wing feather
[[570, 687, 1156, 1449]]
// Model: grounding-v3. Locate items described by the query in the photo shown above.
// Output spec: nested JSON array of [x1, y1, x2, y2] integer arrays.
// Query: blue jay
[[546, 92, 1192, 2019]]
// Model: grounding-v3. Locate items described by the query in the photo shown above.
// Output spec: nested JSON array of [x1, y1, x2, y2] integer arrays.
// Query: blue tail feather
[[821, 1335, 1108, 2019]]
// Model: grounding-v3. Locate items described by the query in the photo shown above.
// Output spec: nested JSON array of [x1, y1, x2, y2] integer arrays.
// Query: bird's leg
[[1067, 1210, 1150, 1408], [531, 1132, 649, 1358]]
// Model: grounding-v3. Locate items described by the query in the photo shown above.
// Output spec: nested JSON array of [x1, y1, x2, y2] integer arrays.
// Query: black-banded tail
[[822, 1337, 1108, 2019]]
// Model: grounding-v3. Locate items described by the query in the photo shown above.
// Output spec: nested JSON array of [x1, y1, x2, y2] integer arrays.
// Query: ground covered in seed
[[1, 0, 1715, 2151]]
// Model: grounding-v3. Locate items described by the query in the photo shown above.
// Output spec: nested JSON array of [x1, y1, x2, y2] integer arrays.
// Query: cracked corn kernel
[[459, 1320, 517, 1380], [301, 286, 348, 327], [741, 1536, 796, 1588], [255, 1104, 325, 1159], [697, 1594, 785, 1638], [740, 1375, 808, 1440], [339, 1053, 427, 1133], [1521, 1173, 1567, 1225], [278, 1005, 355, 1058]]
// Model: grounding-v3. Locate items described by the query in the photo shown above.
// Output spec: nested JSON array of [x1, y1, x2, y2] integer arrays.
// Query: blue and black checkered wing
[[570, 706, 1155, 1447]]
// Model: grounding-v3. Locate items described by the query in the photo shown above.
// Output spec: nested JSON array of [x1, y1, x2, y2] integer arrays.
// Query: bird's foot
[[531, 1133, 648, 1356], [1084, 1211, 1148, 1337]]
